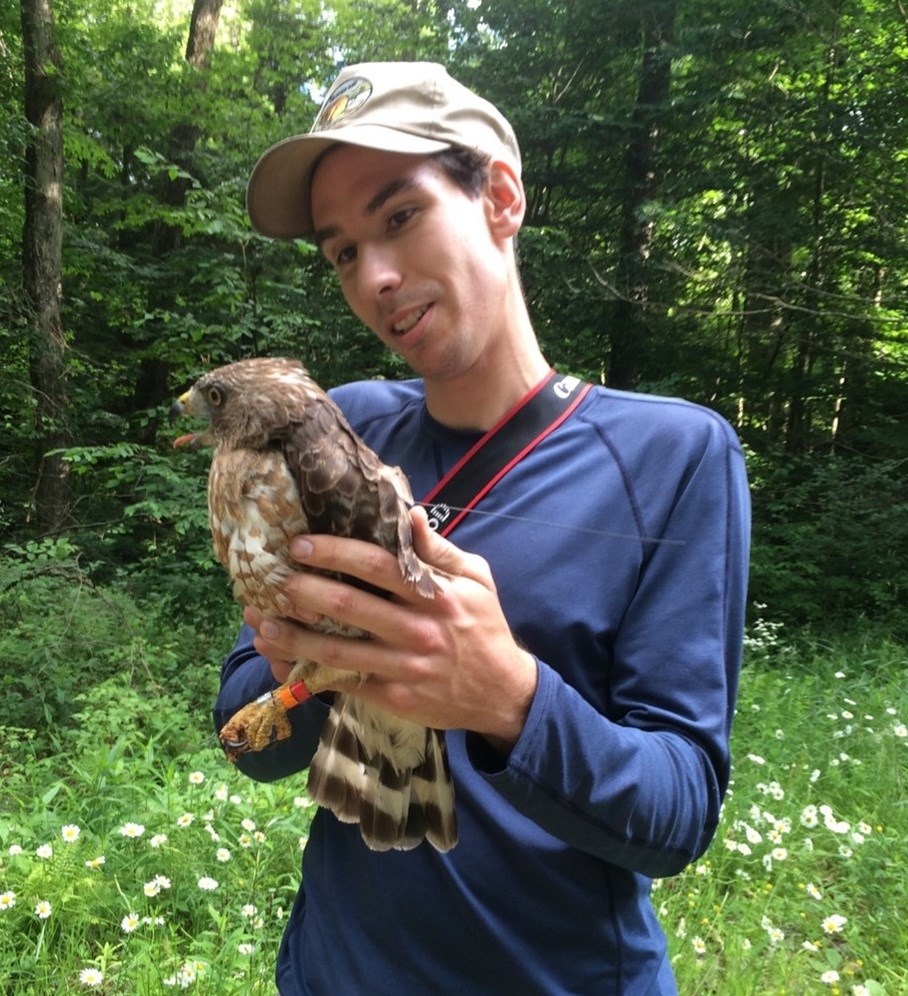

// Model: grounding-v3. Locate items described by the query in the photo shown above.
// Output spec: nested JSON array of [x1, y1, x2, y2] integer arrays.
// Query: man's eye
[[389, 207, 416, 230], [335, 245, 356, 265]]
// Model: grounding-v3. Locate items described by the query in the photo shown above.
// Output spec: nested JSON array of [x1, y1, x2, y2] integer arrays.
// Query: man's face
[[310, 145, 511, 383]]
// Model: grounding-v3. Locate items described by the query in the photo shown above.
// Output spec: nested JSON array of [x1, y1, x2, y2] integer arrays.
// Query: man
[[215, 61, 750, 994]]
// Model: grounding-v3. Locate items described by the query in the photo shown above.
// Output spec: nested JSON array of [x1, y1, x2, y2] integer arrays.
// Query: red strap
[[422, 370, 592, 537]]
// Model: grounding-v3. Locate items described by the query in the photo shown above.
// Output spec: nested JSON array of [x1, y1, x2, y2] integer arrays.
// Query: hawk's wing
[[280, 391, 436, 596]]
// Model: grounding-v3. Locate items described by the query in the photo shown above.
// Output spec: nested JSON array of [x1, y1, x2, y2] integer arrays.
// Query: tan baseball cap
[[246, 61, 521, 240]]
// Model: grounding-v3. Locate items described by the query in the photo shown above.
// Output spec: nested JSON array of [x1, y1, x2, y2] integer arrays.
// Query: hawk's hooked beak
[[170, 389, 212, 450], [169, 392, 190, 420]]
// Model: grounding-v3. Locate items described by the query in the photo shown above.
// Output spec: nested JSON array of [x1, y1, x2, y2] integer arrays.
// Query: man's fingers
[[243, 608, 297, 682], [409, 506, 495, 589], [289, 532, 415, 597], [291, 572, 431, 651], [251, 614, 404, 685], [283, 509, 493, 605]]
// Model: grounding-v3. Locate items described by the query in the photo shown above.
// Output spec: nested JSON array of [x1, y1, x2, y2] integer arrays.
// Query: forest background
[[1, 0, 906, 992]]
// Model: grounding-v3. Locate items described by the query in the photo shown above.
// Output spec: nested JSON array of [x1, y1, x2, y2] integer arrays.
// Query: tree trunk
[[738, 181, 794, 447], [21, 0, 70, 534], [784, 41, 839, 455], [607, 1, 676, 389], [153, 0, 223, 252], [134, 0, 223, 435]]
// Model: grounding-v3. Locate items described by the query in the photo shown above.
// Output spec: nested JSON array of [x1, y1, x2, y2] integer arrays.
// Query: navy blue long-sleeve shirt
[[214, 378, 751, 995]]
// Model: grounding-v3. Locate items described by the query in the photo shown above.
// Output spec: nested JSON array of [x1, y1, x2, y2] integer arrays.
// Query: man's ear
[[484, 160, 525, 240]]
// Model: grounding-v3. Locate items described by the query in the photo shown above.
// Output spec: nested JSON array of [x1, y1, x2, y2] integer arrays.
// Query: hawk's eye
[[207, 386, 224, 407]]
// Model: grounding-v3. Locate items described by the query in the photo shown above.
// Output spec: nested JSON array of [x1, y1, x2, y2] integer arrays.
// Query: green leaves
[[749, 454, 908, 635]]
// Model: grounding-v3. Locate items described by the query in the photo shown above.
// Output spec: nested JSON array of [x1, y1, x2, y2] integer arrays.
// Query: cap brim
[[246, 126, 452, 240]]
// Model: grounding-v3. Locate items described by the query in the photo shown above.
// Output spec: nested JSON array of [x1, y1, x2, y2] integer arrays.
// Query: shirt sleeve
[[465, 417, 750, 879], [213, 624, 330, 783]]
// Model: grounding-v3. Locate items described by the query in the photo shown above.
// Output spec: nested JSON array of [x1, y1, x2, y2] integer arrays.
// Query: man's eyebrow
[[365, 176, 418, 216], [313, 224, 339, 251], [313, 176, 420, 250]]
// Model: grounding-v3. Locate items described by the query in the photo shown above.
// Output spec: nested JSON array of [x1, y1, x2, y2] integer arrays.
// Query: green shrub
[[0, 539, 237, 741], [748, 454, 908, 637], [0, 726, 312, 994]]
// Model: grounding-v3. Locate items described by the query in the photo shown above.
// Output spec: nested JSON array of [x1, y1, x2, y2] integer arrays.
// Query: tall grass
[[0, 682, 314, 993], [1, 620, 905, 993], [660, 631, 907, 995]]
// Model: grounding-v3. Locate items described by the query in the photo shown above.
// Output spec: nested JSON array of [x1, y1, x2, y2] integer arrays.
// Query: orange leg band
[[274, 681, 312, 710]]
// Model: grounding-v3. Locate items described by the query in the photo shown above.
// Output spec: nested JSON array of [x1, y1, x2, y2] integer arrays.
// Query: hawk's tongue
[[172, 432, 199, 449]]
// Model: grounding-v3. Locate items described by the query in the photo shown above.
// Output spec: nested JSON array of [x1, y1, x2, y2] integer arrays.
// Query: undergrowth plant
[[658, 630, 907, 995], [0, 710, 313, 994]]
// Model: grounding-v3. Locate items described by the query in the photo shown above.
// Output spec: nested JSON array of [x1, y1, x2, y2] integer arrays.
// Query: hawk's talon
[[219, 693, 293, 763]]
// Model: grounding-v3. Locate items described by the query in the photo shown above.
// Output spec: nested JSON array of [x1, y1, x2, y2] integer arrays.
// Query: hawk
[[172, 357, 457, 852]]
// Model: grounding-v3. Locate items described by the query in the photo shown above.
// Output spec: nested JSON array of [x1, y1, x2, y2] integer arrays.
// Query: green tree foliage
[[0, 0, 905, 639]]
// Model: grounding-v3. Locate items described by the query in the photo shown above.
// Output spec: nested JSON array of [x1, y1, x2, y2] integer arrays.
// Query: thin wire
[[411, 502, 686, 547]]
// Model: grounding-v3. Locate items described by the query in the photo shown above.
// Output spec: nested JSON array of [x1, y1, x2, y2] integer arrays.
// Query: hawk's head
[[171, 357, 317, 450]]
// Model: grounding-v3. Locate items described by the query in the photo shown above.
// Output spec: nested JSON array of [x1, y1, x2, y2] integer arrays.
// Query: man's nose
[[358, 244, 402, 299]]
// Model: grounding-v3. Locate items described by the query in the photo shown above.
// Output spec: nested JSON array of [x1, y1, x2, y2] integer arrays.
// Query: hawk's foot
[[219, 696, 291, 762]]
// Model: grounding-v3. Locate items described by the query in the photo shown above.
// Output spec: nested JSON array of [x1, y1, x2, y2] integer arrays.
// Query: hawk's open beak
[[170, 390, 211, 450]]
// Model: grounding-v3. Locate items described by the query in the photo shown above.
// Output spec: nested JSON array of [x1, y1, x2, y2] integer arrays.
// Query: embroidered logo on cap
[[314, 77, 373, 130]]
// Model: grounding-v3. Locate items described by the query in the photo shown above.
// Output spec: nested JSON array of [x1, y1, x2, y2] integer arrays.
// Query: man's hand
[[244, 506, 538, 754]]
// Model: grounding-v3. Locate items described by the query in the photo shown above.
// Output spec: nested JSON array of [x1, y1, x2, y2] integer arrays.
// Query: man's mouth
[[392, 306, 429, 334]]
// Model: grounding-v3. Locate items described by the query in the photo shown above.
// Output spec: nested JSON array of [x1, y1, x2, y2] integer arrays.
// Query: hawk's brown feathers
[[173, 357, 457, 852]]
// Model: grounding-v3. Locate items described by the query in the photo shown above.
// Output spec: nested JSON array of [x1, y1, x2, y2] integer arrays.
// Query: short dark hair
[[432, 146, 492, 197], [433, 145, 521, 262]]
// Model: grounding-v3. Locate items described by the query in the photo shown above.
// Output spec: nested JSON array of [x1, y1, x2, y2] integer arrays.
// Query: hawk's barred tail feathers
[[308, 694, 458, 852], [406, 721, 458, 852]]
